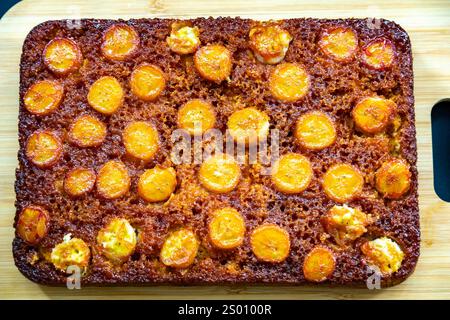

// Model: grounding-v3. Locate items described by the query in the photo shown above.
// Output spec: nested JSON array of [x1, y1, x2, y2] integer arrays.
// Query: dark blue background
[[431, 99, 450, 202], [0, 0, 20, 19]]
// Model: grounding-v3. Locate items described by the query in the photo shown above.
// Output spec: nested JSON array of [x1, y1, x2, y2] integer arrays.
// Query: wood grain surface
[[0, 0, 449, 300]]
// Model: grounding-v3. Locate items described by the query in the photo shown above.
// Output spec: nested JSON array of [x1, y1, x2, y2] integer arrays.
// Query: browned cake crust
[[14, 17, 419, 286]]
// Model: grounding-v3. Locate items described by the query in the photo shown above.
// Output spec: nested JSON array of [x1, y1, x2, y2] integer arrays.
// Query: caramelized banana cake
[[14, 18, 419, 286]]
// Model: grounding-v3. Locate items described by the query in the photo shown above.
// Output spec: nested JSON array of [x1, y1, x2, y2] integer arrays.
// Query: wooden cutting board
[[1, 0, 449, 300]]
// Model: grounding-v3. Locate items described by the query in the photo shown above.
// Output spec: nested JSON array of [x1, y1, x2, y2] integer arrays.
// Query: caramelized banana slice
[[26, 130, 62, 169], [101, 24, 140, 61], [227, 107, 270, 144], [88, 76, 124, 115], [43, 38, 82, 75], [123, 121, 159, 161], [353, 97, 396, 134], [177, 99, 216, 135], [251, 224, 290, 263], [303, 247, 336, 282], [68, 114, 107, 148], [138, 166, 177, 203], [160, 229, 199, 268], [167, 24, 200, 55], [209, 207, 245, 249], [271, 153, 313, 194], [322, 164, 364, 203], [51, 236, 90, 272], [64, 167, 96, 197], [194, 44, 232, 82], [375, 159, 411, 199], [24, 80, 63, 116], [295, 111, 336, 150], [319, 27, 358, 61], [322, 205, 369, 245], [97, 217, 137, 263], [249, 25, 292, 64], [199, 153, 241, 193], [362, 38, 395, 70], [130, 63, 166, 101], [269, 62, 309, 102], [361, 237, 404, 275], [16, 206, 50, 245], [96, 160, 130, 199]]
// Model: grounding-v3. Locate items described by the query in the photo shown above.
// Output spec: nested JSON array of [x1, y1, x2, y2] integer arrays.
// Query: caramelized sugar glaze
[[14, 18, 418, 286]]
